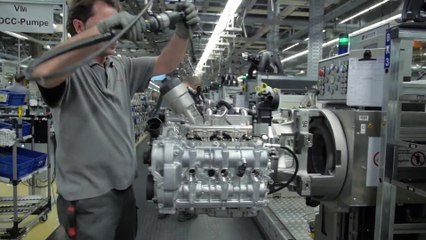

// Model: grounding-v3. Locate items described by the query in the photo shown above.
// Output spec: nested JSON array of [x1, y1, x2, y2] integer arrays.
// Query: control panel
[[318, 53, 349, 102]]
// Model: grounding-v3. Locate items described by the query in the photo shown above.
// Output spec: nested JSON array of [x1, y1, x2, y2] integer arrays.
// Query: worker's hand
[[175, 2, 200, 39], [97, 11, 146, 42]]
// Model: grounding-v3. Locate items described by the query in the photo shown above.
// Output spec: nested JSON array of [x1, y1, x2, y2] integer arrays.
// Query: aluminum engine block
[[149, 121, 272, 217]]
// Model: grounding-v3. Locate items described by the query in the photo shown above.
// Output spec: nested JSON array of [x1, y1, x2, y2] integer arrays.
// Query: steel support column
[[267, 0, 280, 52], [307, 0, 324, 78]]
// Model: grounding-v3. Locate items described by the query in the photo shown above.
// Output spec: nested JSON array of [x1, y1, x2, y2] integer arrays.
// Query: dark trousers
[[57, 186, 138, 240]]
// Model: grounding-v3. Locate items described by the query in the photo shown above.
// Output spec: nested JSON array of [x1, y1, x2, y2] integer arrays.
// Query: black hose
[[268, 146, 299, 195], [216, 100, 233, 110], [26, 0, 154, 82], [258, 51, 271, 73]]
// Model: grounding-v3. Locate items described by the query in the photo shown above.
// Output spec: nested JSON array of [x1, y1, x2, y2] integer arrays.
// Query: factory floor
[[0, 182, 59, 240], [1, 183, 265, 240], [0, 134, 266, 240], [46, 202, 264, 240], [0, 134, 315, 240]]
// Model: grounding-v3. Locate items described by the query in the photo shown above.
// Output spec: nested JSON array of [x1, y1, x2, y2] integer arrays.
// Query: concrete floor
[[44, 134, 266, 240]]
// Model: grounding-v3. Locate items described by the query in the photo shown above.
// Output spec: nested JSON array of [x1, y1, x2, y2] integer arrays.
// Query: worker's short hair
[[67, 0, 122, 36], [184, 76, 203, 87], [14, 73, 25, 83]]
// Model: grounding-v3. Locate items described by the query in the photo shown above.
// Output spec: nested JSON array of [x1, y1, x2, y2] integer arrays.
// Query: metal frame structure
[[0, 114, 52, 239], [375, 25, 426, 240]]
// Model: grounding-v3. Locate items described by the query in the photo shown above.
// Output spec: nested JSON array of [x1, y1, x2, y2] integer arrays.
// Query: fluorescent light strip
[[282, 39, 337, 62], [282, 50, 309, 62], [322, 38, 339, 47], [195, 0, 243, 75], [3, 31, 28, 40], [339, 0, 390, 24], [281, 14, 400, 63], [349, 13, 401, 36], [282, 42, 300, 52]]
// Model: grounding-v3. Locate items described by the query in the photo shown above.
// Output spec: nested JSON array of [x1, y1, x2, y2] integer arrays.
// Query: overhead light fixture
[[349, 13, 401, 36], [60, 13, 64, 17], [282, 38, 338, 62], [282, 42, 300, 52], [304, 38, 309, 41], [2, 31, 28, 40], [339, 0, 390, 24], [195, 0, 243, 75], [282, 14, 401, 63]]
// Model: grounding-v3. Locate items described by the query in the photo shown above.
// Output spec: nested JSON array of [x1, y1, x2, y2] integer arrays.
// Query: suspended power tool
[[25, 0, 193, 82], [243, 50, 284, 79], [402, 0, 426, 22]]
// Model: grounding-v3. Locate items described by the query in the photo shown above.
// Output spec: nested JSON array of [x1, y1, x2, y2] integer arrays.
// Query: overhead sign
[[0, 2, 54, 33]]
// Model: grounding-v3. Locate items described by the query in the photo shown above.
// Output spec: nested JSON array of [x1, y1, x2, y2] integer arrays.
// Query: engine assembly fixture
[[146, 78, 284, 217]]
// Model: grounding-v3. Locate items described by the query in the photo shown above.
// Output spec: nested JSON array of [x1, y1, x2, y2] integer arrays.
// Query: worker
[[29, 0, 199, 239], [6, 73, 30, 104], [183, 75, 205, 114]]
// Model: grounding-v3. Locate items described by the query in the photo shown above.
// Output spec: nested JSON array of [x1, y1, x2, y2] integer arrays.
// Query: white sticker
[[359, 115, 369, 121], [366, 137, 381, 187], [360, 124, 366, 134], [0, 93, 8, 103]]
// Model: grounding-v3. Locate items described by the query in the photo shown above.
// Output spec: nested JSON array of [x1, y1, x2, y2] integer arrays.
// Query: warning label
[[373, 152, 380, 167], [398, 149, 426, 167], [411, 151, 426, 167]]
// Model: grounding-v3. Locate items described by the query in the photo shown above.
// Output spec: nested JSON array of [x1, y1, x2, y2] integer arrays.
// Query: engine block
[[149, 123, 272, 217]]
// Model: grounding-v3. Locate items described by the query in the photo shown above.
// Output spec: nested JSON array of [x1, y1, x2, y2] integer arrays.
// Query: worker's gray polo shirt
[[52, 56, 155, 201]]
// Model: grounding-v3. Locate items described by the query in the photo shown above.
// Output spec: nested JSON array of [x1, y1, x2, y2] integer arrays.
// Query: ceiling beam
[[277, 0, 369, 50], [290, 11, 309, 17], [199, 14, 309, 29], [277, 0, 309, 7], [201, 0, 211, 12], [236, 5, 299, 54], [238, 0, 258, 14]]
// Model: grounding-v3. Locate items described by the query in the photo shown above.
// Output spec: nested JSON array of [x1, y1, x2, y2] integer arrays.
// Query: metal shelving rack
[[0, 112, 52, 240], [375, 25, 426, 239]]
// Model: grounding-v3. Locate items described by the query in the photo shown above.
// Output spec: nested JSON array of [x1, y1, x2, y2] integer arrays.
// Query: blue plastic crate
[[0, 147, 47, 180], [0, 121, 32, 137], [0, 90, 25, 106]]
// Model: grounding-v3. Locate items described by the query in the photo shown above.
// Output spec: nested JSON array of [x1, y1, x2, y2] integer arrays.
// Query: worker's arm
[[32, 26, 103, 88], [152, 34, 189, 75], [31, 12, 145, 89], [152, 2, 199, 75]]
